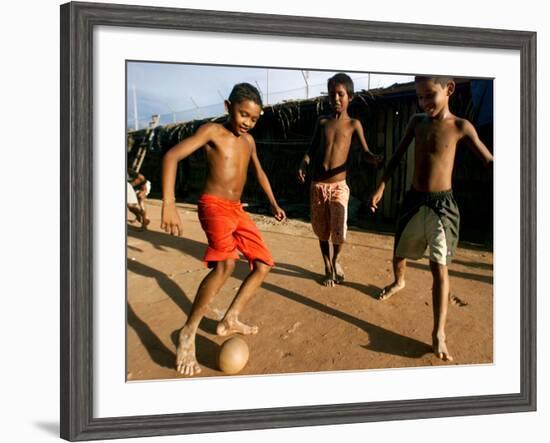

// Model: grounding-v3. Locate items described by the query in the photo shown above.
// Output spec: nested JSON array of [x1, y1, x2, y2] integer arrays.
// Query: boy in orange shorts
[[161, 83, 286, 376], [298, 73, 382, 286]]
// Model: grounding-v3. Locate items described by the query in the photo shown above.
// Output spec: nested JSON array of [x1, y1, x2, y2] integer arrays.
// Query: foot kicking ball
[[218, 337, 249, 374]]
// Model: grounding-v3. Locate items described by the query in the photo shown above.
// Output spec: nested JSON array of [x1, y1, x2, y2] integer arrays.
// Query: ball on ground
[[218, 337, 249, 374]]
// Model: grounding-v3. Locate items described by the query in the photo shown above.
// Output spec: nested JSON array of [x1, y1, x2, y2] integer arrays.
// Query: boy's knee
[[215, 259, 235, 275], [254, 261, 272, 275], [393, 256, 406, 266], [224, 259, 236, 273]]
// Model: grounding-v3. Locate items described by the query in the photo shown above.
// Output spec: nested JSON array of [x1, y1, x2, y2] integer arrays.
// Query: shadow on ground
[[128, 226, 435, 374]]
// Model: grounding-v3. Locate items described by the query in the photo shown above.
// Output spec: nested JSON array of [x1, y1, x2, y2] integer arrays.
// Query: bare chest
[[321, 120, 354, 145], [415, 122, 460, 156], [205, 135, 251, 167]]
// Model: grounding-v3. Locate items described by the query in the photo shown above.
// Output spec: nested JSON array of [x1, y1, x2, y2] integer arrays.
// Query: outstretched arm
[[369, 115, 418, 212], [298, 117, 322, 183], [461, 120, 494, 166], [249, 137, 286, 221], [161, 123, 214, 236], [353, 119, 383, 167]]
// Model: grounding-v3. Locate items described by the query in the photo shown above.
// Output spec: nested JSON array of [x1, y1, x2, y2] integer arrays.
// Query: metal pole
[[266, 69, 269, 105], [301, 70, 310, 99], [190, 97, 200, 118], [132, 84, 139, 130], [254, 81, 264, 102]]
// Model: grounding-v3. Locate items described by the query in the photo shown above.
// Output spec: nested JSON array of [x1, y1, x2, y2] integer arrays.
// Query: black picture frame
[[60, 1, 537, 441]]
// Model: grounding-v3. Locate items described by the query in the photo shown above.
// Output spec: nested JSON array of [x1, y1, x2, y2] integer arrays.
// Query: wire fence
[[127, 75, 395, 131]]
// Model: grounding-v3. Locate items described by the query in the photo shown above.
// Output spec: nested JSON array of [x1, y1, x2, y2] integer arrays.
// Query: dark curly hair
[[228, 82, 263, 107]]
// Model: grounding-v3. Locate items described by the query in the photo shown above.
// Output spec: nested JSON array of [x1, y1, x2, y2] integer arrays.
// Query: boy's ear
[[446, 80, 456, 96]]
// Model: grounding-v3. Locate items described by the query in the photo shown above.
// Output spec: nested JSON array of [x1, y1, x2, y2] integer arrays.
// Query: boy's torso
[[312, 116, 356, 183], [202, 123, 253, 201], [412, 114, 465, 193]]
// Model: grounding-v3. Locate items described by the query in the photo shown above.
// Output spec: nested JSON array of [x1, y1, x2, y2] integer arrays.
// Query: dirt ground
[[127, 199, 493, 381]]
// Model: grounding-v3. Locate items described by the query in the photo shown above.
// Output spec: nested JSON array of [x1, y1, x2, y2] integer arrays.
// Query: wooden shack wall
[[128, 80, 493, 245]]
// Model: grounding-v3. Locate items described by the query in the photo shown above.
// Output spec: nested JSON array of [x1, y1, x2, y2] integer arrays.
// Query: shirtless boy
[[127, 168, 151, 229], [369, 76, 494, 361], [161, 83, 286, 376], [298, 73, 381, 287]]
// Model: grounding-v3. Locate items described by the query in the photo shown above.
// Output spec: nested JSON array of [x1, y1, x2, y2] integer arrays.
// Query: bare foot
[[217, 317, 259, 336], [334, 262, 345, 284], [141, 217, 150, 230], [175, 327, 202, 376], [433, 333, 454, 362], [322, 272, 335, 287], [377, 282, 405, 301], [320, 263, 335, 287]]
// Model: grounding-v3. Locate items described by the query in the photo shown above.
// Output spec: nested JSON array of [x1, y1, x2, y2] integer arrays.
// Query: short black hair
[[327, 73, 354, 97], [127, 167, 138, 180], [414, 75, 454, 86], [228, 83, 263, 107]]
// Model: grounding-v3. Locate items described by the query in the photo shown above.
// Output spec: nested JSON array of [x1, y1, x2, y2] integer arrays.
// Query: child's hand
[[271, 204, 286, 222], [161, 202, 183, 236], [373, 153, 384, 168], [369, 185, 385, 213], [297, 167, 307, 184], [367, 152, 384, 168]]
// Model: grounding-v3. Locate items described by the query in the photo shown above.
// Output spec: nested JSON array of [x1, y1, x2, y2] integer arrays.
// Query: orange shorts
[[198, 194, 274, 268]]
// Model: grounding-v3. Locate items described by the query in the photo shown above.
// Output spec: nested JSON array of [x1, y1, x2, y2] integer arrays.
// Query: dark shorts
[[394, 189, 460, 265]]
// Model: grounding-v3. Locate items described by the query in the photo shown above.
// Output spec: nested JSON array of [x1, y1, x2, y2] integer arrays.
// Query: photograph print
[[125, 61, 494, 381]]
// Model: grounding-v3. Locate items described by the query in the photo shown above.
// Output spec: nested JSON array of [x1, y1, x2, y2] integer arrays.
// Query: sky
[[126, 62, 414, 130]]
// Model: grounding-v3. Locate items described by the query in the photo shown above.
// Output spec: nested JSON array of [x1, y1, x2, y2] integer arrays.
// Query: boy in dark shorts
[[161, 83, 286, 376], [369, 76, 493, 361], [298, 73, 382, 287]]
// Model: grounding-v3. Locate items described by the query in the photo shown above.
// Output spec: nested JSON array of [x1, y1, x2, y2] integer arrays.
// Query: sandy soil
[[127, 199, 493, 381]]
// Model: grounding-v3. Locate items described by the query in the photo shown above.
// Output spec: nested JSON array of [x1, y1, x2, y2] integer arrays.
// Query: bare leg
[[429, 260, 453, 361], [319, 240, 334, 287], [127, 204, 142, 223], [176, 259, 235, 375], [332, 243, 345, 284], [138, 198, 150, 229], [217, 261, 271, 336], [127, 203, 149, 229], [378, 256, 407, 300]]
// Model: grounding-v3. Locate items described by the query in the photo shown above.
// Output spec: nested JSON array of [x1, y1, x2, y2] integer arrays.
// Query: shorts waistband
[[199, 193, 242, 207], [312, 180, 348, 187], [409, 187, 453, 199]]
